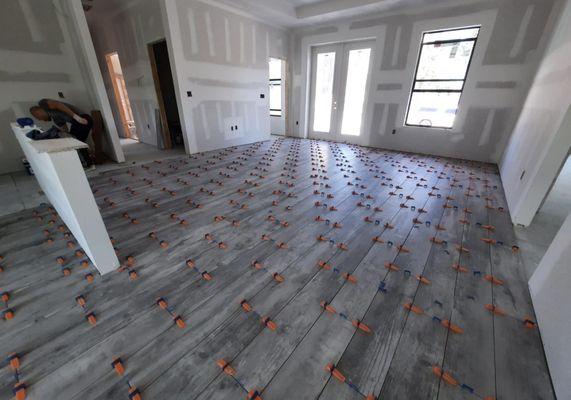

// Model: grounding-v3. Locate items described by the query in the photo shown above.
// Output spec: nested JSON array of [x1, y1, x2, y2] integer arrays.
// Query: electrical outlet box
[[224, 117, 244, 139]]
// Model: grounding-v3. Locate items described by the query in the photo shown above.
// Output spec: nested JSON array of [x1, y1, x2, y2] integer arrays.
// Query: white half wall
[[12, 123, 119, 275], [500, 0, 571, 226], [529, 212, 571, 399]]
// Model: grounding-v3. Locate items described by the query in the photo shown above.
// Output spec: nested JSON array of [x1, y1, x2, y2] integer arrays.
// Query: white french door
[[309, 40, 374, 141]]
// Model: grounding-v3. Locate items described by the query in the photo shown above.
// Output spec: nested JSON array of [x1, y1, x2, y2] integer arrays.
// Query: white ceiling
[[285, 0, 324, 6], [86, 0, 481, 29], [214, 0, 480, 28]]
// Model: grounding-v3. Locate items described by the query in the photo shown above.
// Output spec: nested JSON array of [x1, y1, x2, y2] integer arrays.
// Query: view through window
[[405, 26, 480, 129], [269, 58, 283, 117]]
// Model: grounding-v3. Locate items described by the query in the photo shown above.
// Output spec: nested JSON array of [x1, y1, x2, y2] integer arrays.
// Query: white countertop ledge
[[11, 123, 88, 154], [30, 138, 88, 154]]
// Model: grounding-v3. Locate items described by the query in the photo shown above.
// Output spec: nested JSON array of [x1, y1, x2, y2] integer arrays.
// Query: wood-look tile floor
[[0, 138, 554, 400]]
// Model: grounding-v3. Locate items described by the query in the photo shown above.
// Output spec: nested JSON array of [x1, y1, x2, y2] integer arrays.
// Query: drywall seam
[[225, 17, 232, 62], [187, 78, 267, 89], [0, 71, 71, 82], [377, 83, 402, 91], [252, 25, 257, 64], [391, 25, 402, 67], [188, 8, 199, 55], [205, 12, 216, 57], [20, 0, 45, 43], [476, 81, 517, 89], [509, 5, 535, 59], [478, 109, 495, 146], [196, 0, 289, 31]]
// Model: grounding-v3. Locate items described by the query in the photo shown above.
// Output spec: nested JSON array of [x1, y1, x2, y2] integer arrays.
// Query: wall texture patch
[[483, 0, 556, 65], [0, 71, 70, 83], [370, 103, 386, 136], [385, 103, 400, 135], [377, 83, 403, 91], [0, 1, 64, 54], [476, 81, 518, 89], [188, 77, 266, 90], [176, 0, 285, 69], [381, 21, 413, 71]]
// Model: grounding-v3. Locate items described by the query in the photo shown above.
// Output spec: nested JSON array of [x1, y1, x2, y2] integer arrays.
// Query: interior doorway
[[515, 153, 571, 278], [269, 57, 287, 136], [148, 39, 183, 149], [105, 52, 137, 140], [309, 40, 374, 142]]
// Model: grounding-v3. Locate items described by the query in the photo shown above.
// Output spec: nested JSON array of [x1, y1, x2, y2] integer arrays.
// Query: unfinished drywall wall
[[289, 0, 561, 163], [86, 0, 165, 147], [500, 0, 571, 226], [529, 212, 571, 399], [0, 0, 94, 174], [162, 0, 289, 153]]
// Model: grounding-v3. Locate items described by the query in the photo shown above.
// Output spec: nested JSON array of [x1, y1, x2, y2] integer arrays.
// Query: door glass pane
[[406, 91, 461, 128], [341, 48, 371, 136], [313, 52, 336, 132]]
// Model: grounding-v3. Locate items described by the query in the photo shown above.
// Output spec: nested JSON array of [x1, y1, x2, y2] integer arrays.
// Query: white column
[[529, 213, 571, 399]]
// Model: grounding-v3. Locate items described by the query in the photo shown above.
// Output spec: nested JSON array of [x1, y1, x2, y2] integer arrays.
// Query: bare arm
[[45, 100, 87, 125]]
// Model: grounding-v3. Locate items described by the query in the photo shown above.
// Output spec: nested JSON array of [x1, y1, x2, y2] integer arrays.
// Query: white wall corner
[[529, 212, 571, 399], [159, 0, 198, 154], [63, 0, 125, 163]]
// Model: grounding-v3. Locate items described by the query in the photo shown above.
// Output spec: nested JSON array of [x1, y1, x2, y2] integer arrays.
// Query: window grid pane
[[416, 40, 476, 81], [270, 82, 282, 113], [423, 27, 479, 43], [406, 26, 479, 129], [406, 92, 461, 128]]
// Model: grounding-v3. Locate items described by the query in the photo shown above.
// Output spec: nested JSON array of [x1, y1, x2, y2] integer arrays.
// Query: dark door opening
[[148, 39, 183, 149]]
